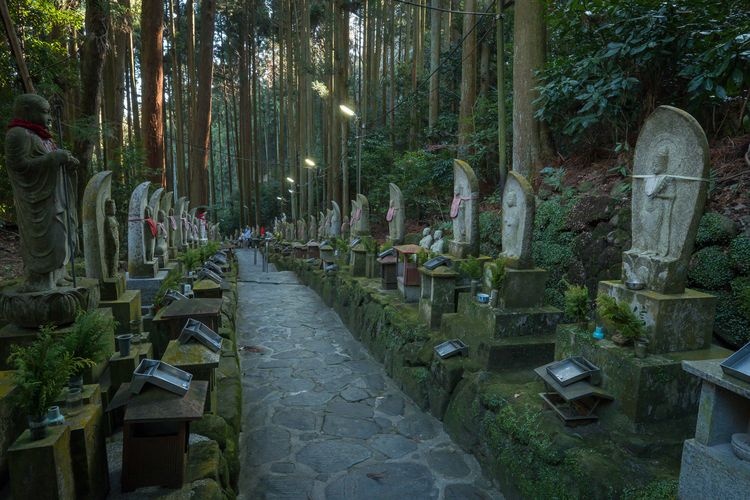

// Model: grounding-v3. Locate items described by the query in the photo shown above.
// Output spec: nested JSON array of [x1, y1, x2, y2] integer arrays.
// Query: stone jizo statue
[[104, 199, 120, 278], [419, 227, 433, 249], [430, 230, 445, 254], [4, 94, 79, 291], [501, 171, 535, 268]]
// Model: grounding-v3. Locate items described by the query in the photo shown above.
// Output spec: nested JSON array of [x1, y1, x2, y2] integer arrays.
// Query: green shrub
[[63, 309, 117, 374], [695, 212, 737, 248], [535, 197, 571, 241], [713, 289, 750, 349], [731, 277, 750, 320], [689, 246, 734, 289], [534, 242, 574, 270], [488, 257, 507, 290], [479, 210, 503, 257], [729, 235, 750, 275], [564, 284, 589, 323]]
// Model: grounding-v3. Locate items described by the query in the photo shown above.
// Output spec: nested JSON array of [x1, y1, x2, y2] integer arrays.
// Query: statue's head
[[422, 227, 431, 237], [434, 230, 443, 240], [13, 94, 52, 129], [105, 199, 116, 215], [505, 192, 517, 208]]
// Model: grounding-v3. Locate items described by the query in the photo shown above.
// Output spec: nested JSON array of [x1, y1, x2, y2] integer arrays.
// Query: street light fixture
[[286, 177, 295, 183], [304, 158, 316, 167], [339, 104, 363, 195]]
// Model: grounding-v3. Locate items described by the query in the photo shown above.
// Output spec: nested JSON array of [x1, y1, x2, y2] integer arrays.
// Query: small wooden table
[[117, 381, 207, 491]]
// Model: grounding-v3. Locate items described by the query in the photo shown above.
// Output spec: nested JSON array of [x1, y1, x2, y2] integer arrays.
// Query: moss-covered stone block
[[499, 267, 549, 308], [194, 279, 223, 299], [350, 247, 367, 277], [418, 267, 459, 329], [216, 363, 242, 434], [599, 281, 715, 353], [67, 403, 109, 500], [189, 478, 225, 500], [443, 376, 481, 450], [478, 334, 556, 372], [99, 289, 142, 336], [192, 414, 230, 450], [557, 324, 732, 423], [395, 365, 429, 409], [0, 371, 23, 481], [9, 425, 75, 500]]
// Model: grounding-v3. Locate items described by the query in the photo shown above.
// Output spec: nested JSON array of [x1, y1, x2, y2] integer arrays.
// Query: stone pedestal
[[151, 298, 223, 357], [351, 246, 367, 277], [0, 277, 100, 328], [598, 281, 715, 354], [162, 339, 221, 412], [365, 253, 377, 278], [9, 425, 75, 500], [168, 246, 179, 260], [397, 276, 421, 303], [128, 260, 159, 279], [193, 279, 222, 299], [679, 360, 750, 499], [319, 245, 334, 264], [126, 268, 169, 308], [459, 290, 562, 339], [497, 268, 548, 308], [100, 274, 125, 301], [67, 403, 109, 500], [0, 371, 23, 481], [448, 240, 470, 259], [54, 384, 102, 409], [99, 289, 143, 336], [419, 266, 459, 329], [109, 342, 154, 391], [378, 255, 398, 290], [307, 243, 320, 259], [557, 325, 731, 423], [0, 324, 39, 370]]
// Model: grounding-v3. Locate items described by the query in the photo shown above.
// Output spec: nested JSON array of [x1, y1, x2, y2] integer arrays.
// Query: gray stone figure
[[387, 183, 405, 244], [175, 197, 188, 250], [623, 106, 710, 294], [127, 181, 157, 277], [143, 206, 156, 263], [309, 215, 318, 242], [501, 171, 535, 268], [148, 188, 167, 263], [419, 228, 433, 249], [331, 201, 342, 237], [353, 194, 371, 236], [4, 94, 79, 291], [82, 171, 114, 281], [104, 199, 120, 278], [341, 216, 351, 240], [430, 230, 446, 254], [449, 159, 480, 258], [161, 191, 174, 250]]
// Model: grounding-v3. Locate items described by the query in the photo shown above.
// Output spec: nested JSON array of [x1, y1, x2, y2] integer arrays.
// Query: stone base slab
[[678, 439, 750, 500], [100, 274, 125, 301], [100, 289, 143, 336], [419, 267, 459, 330], [126, 269, 169, 307], [497, 268, 548, 309], [556, 324, 731, 423], [599, 281, 715, 354], [0, 371, 23, 482], [0, 277, 100, 328], [127, 260, 159, 279], [457, 292, 562, 338], [9, 425, 75, 500], [397, 277, 420, 303], [478, 334, 556, 372], [351, 248, 367, 277]]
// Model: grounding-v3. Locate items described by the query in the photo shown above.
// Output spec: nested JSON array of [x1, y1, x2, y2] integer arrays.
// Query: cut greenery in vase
[[564, 283, 590, 324], [63, 309, 117, 381], [596, 294, 646, 346]]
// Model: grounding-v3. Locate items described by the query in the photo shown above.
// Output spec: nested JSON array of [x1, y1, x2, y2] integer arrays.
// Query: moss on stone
[[189, 478, 226, 500], [193, 414, 230, 450]]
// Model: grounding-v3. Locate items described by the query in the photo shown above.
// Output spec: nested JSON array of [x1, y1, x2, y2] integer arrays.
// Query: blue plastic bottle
[[592, 326, 604, 340]]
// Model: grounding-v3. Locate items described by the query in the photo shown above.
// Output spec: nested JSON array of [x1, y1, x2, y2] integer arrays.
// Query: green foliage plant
[[459, 256, 484, 281], [8, 325, 91, 418], [331, 237, 348, 254], [180, 248, 202, 273], [596, 294, 646, 341], [415, 249, 429, 267], [379, 241, 393, 253], [695, 212, 737, 248], [63, 309, 117, 375], [362, 236, 378, 254], [489, 257, 507, 290], [564, 283, 590, 323]]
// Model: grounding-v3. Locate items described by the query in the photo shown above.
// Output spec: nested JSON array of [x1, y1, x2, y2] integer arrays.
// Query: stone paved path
[[236, 249, 503, 499]]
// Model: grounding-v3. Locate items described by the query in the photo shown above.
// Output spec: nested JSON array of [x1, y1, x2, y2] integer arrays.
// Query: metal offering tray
[[546, 356, 601, 386], [378, 247, 395, 259], [434, 339, 468, 359], [720, 342, 750, 384], [178, 318, 223, 352], [164, 289, 188, 305], [424, 255, 451, 270], [350, 237, 361, 247], [203, 261, 224, 276], [211, 253, 228, 265], [131, 359, 192, 396], [197, 269, 223, 284]]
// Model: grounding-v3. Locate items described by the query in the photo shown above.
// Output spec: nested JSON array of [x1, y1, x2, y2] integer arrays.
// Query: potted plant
[[8, 326, 91, 440], [596, 294, 647, 348], [459, 256, 484, 297], [564, 283, 590, 327], [63, 309, 117, 387], [487, 257, 507, 307]]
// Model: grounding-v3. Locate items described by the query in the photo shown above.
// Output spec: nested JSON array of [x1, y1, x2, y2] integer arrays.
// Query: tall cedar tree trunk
[[0, 1, 34, 92], [102, 2, 126, 173], [497, 0, 507, 190], [140, 0, 164, 185], [336, 0, 349, 217], [301, 0, 313, 217], [328, 0, 341, 209], [238, 2, 249, 226], [170, 0, 187, 196], [125, 0, 140, 144], [74, 0, 108, 202], [428, 0, 441, 131], [189, 0, 217, 205], [512, 0, 550, 179], [457, 0, 478, 156]]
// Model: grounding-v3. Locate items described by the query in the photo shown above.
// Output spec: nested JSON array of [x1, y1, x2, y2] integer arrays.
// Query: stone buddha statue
[[4, 94, 79, 291]]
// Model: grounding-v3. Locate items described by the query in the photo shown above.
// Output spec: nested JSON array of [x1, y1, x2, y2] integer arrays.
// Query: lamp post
[[339, 104, 362, 195]]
